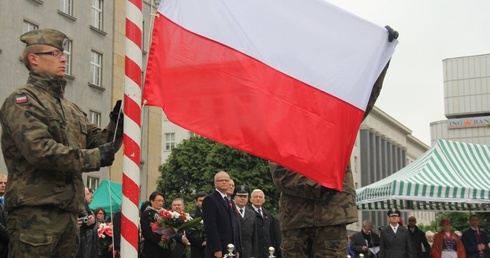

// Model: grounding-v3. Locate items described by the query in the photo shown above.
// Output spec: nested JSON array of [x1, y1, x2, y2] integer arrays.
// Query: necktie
[[239, 208, 243, 214], [258, 208, 263, 217], [0, 197, 4, 205], [224, 196, 230, 209]]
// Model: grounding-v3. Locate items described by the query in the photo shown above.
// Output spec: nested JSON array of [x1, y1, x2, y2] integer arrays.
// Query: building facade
[[0, 0, 163, 200], [430, 54, 490, 145]]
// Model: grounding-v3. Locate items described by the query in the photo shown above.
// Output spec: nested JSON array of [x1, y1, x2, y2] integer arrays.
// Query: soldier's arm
[[0, 91, 101, 173], [269, 162, 322, 199]]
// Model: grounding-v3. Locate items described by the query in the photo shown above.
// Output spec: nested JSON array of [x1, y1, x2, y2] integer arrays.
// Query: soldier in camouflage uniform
[[270, 26, 399, 258], [0, 29, 123, 258]]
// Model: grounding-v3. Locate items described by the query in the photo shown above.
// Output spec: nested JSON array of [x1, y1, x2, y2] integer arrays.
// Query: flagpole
[[121, 0, 142, 257]]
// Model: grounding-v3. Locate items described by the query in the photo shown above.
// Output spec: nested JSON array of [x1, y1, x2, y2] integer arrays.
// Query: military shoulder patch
[[15, 94, 28, 104]]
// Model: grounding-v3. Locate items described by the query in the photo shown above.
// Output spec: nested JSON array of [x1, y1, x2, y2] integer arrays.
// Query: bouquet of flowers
[[151, 209, 202, 248], [97, 222, 113, 250]]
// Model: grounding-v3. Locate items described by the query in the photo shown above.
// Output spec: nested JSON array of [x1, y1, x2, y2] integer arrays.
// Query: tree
[[156, 136, 280, 214], [418, 212, 471, 233]]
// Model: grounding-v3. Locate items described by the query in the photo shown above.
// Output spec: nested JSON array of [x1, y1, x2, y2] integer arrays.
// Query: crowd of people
[[347, 209, 490, 258]]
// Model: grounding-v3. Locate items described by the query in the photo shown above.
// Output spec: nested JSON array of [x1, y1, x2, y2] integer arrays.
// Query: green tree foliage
[[418, 212, 472, 233], [157, 136, 280, 214]]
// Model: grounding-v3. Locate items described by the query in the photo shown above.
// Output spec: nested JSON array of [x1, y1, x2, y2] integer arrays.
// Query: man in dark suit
[[379, 209, 413, 258], [407, 216, 431, 258], [462, 214, 490, 258], [250, 189, 280, 258], [188, 191, 206, 258], [350, 220, 380, 257], [202, 171, 241, 258], [233, 185, 258, 258]]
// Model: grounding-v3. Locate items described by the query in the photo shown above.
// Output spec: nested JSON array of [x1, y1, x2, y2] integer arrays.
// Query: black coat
[[379, 225, 414, 258], [461, 228, 490, 258], [76, 203, 99, 258], [350, 231, 380, 258], [253, 207, 279, 258], [140, 208, 172, 258], [408, 226, 431, 258], [187, 207, 205, 258], [236, 207, 258, 258], [0, 205, 8, 258], [202, 190, 241, 258]]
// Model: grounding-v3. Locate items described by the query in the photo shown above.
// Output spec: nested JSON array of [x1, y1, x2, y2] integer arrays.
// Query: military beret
[[20, 29, 68, 51], [234, 185, 250, 196], [387, 208, 401, 217]]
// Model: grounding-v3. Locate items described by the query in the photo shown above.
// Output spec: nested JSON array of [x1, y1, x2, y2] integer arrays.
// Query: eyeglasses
[[216, 179, 229, 183], [97, 212, 105, 215], [408, 220, 416, 222], [33, 51, 65, 59]]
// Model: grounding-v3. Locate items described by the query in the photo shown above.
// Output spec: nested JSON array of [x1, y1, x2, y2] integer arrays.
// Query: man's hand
[[86, 215, 96, 226], [99, 142, 115, 167], [110, 100, 123, 126], [214, 251, 222, 258], [385, 25, 399, 42]]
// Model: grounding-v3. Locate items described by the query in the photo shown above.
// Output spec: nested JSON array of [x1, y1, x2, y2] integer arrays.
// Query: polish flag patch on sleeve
[[15, 94, 28, 104]]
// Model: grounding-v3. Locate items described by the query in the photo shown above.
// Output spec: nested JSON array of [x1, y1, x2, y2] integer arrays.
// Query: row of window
[[59, 0, 104, 30], [164, 132, 198, 151], [23, 0, 105, 87]]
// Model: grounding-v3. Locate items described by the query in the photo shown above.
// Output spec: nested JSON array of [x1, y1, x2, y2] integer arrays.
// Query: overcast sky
[[326, 0, 490, 145]]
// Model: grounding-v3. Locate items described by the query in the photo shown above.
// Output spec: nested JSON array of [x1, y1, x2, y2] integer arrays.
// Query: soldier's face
[[233, 194, 248, 208], [29, 46, 67, 77]]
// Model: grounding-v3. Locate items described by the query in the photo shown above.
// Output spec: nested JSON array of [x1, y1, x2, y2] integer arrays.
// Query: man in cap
[[379, 209, 413, 258], [233, 185, 258, 258], [0, 29, 123, 258]]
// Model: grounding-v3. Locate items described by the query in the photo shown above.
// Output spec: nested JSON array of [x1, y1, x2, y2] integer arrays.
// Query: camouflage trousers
[[7, 206, 80, 258], [281, 224, 347, 258]]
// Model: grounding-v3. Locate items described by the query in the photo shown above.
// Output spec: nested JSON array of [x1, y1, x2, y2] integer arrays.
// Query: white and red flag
[[143, 0, 397, 190]]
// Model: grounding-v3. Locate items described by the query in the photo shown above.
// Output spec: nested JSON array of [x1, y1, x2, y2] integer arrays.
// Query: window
[[23, 20, 38, 33], [91, 0, 103, 30], [90, 51, 102, 86], [89, 110, 101, 127], [165, 133, 175, 151], [59, 0, 73, 16], [87, 176, 99, 190], [64, 39, 73, 76]]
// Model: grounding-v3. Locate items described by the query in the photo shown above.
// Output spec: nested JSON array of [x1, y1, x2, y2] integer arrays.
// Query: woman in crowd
[[94, 207, 113, 258], [431, 218, 466, 258], [140, 191, 172, 258]]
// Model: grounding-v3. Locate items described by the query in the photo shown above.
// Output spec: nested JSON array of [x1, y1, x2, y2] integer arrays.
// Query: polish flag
[[143, 0, 397, 190]]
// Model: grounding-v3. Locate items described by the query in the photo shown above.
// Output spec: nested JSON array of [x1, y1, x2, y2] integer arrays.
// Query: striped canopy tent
[[356, 139, 490, 212]]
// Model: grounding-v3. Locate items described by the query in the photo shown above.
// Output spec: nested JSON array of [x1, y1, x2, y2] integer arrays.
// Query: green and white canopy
[[356, 139, 490, 212]]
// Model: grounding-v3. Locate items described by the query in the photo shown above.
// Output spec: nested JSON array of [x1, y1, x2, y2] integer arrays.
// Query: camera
[[78, 215, 89, 224]]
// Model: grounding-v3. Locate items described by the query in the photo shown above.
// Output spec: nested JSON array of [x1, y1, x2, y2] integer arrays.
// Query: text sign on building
[[448, 116, 490, 129]]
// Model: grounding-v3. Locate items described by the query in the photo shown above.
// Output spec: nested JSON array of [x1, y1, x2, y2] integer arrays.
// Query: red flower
[[265, 215, 269, 220]]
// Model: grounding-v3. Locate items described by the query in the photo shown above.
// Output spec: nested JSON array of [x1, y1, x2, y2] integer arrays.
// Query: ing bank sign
[[448, 116, 490, 129]]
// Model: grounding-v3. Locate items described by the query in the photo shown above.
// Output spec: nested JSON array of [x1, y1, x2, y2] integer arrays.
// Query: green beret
[[20, 29, 68, 51]]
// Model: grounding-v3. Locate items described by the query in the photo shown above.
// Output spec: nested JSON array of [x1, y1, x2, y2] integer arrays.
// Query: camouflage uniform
[[269, 60, 391, 258], [270, 163, 357, 258], [0, 29, 122, 258]]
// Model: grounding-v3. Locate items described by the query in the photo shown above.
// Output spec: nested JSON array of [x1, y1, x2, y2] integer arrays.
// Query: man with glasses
[[0, 29, 123, 258], [202, 171, 241, 258], [407, 216, 431, 258], [350, 220, 380, 257]]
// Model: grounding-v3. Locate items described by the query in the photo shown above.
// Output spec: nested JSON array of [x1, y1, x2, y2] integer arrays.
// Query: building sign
[[448, 116, 490, 129]]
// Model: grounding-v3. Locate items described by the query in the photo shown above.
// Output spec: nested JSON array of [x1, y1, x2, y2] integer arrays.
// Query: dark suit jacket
[[379, 225, 414, 258], [236, 207, 258, 258], [252, 207, 278, 258], [462, 228, 490, 258], [188, 207, 205, 258], [350, 231, 380, 257], [408, 226, 431, 258], [202, 190, 241, 258]]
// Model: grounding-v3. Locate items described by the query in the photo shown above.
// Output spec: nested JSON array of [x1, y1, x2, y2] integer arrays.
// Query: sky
[[326, 0, 490, 145]]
